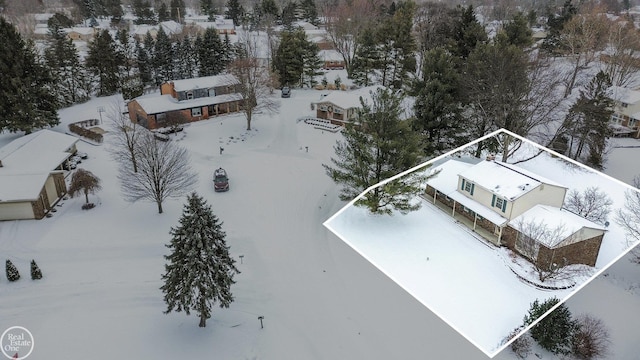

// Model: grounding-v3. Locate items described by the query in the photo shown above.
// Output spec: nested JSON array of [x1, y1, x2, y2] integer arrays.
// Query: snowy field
[[0, 89, 639, 359]]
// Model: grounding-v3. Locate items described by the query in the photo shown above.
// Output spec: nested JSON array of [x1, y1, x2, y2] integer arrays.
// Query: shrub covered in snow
[[31, 260, 43, 280], [6, 260, 20, 282]]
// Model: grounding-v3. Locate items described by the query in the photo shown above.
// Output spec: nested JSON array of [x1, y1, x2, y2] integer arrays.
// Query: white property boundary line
[[322, 128, 640, 358]]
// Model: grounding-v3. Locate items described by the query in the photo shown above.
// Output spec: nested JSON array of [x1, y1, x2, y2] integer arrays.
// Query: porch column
[[451, 201, 456, 218], [473, 213, 478, 230], [432, 189, 436, 204], [497, 226, 503, 246]]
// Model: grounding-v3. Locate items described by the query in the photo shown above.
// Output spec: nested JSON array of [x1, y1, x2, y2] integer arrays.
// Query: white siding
[[509, 183, 567, 220], [44, 176, 58, 206]]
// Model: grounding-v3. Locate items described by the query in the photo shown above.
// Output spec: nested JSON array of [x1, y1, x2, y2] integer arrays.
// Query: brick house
[[127, 74, 243, 130], [608, 86, 640, 138], [312, 86, 382, 125], [0, 130, 76, 220], [424, 157, 606, 268]]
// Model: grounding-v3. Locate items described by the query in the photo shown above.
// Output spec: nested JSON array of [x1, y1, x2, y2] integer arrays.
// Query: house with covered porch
[[424, 157, 606, 267]]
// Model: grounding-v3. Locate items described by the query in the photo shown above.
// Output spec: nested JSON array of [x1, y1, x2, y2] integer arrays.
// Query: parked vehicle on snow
[[213, 167, 229, 192]]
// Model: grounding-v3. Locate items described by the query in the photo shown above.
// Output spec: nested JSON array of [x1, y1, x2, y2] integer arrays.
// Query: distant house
[[319, 49, 345, 70], [127, 74, 243, 129], [0, 130, 78, 220], [312, 86, 382, 125], [66, 27, 97, 41], [132, 21, 183, 41], [193, 16, 236, 35], [424, 158, 606, 267], [608, 86, 640, 138]]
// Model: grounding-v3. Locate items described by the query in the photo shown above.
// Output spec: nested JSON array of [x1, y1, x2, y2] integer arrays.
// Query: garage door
[[0, 202, 35, 220]]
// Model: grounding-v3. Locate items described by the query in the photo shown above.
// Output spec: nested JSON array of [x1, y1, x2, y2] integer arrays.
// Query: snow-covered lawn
[[324, 132, 638, 356], [0, 90, 639, 359]]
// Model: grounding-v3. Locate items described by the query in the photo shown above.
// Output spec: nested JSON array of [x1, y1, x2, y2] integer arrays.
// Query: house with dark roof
[[424, 157, 606, 267], [127, 74, 243, 129]]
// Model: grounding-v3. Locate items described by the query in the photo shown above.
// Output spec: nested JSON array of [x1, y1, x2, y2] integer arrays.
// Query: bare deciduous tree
[[572, 314, 611, 360], [323, 0, 380, 78], [108, 100, 143, 173], [616, 176, 640, 263], [500, 327, 532, 359], [68, 168, 102, 206], [228, 33, 279, 131], [558, 9, 609, 97], [564, 187, 613, 225], [118, 132, 197, 214], [602, 20, 640, 88]]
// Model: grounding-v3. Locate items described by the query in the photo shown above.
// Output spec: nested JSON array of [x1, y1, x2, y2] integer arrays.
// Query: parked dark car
[[213, 167, 229, 192], [281, 86, 291, 98]]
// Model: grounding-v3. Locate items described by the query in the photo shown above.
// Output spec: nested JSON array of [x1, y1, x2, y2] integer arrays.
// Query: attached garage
[[0, 202, 35, 220]]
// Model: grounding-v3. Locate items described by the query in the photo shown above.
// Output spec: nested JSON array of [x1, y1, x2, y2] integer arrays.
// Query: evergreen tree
[[523, 298, 577, 355], [299, 0, 319, 25], [561, 71, 613, 169], [377, 0, 416, 89], [132, 0, 157, 24], [170, 0, 186, 22], [197, 28, 226, 77], [272, 29, 313, 86], [498, 11, 533, 49], [153, 27, 175, 84], [412, 47, 466, 156], [351, 27, 381, 87], [30, 260, 43, 280], [47, 12, 74, 30], [45, 30, 91, 106], [225, 0, 245, 26], [136, 40, 153, 87], [261, 0, 280, 20], [86, 29, 122, 96], [201, 0, 216, 20], [542, 0, 577, 54], [104, 0, 124, 21], [323, 88, 428, 215], [450, 5, 487, 60], [174, 36, 196, 79], [0, 17, 59, 133], [281, 1, 298, 29], [158, 2, 170, 22], [161, 192, 240, 327], [6, 260, 20, 281], [301, 39, 322, 87]]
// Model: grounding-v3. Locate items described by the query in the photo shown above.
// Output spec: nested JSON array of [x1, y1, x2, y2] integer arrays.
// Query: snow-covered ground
[[0, 90, 639, 359], [324, 132, 637, 356]]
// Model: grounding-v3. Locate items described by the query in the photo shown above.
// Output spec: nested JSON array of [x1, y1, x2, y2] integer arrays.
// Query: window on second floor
[[187, 91, 194, 100], [461, 178, 474, 195]]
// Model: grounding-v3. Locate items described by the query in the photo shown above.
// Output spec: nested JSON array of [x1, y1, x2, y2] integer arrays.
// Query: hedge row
[[69, 121, 103, 143]]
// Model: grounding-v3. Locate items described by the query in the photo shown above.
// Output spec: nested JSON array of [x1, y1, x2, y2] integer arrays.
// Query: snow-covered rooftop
[[609, 86, 640, 105], [0, 129, 77, 174], [169, 74, 239, 92], [66, 27, 95, 35], [159, 20, 183, 35], [0, 173, 51, 202], [319, 49, 343, 62], [426, 159, 509, 226], [510, 205, 607, 248], [314, 85, 384, 110], [135, 93, 243, 114], [458, 160, 565, 200]]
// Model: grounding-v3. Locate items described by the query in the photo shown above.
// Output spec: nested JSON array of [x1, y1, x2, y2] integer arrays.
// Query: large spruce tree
[[152, 27, 175, 84], [324, 88, 429, 215], [225, 0, 245, 26], [412, 47, 466, 156], [273, 28, 319, 87], [45, 28, 91, 106], [161, 192, 240, 327], [523, 298, 577, 355], [197, 28, 227, 77], [86, 29, 122, 96], [0, 17, 59, 133]]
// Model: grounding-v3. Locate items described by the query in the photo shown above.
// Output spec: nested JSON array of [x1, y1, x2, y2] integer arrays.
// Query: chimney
[[486, 154, 496, 161]]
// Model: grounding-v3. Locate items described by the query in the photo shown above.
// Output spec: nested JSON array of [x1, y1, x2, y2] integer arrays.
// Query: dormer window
[[208, 88, 216, 97], [461, 178, 474, 195], [492, 195, 506, 213], [187, 91, 194, 100]]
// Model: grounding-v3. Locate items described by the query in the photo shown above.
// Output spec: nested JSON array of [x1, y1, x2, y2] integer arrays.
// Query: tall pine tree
[[153, 27, 175, 84], [0, 17, 59, 133], [323, 88, 429, 215], [86, 29, 122, 96], [170, 0, 185, 22], [225, 0, 245, 26], [161, 192, 240, 328], [197, 28, 226, 77], [45, 28, 91, 106]]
